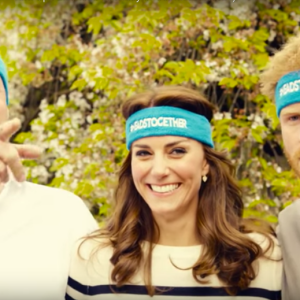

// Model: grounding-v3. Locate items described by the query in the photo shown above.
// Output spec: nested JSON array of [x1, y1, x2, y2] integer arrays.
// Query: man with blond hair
[[0, 57, 98, 299], [260, 33, 300, 300]]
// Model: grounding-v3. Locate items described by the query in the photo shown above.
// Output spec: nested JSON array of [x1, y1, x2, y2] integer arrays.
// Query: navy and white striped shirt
[[66, 233, 282, 300]]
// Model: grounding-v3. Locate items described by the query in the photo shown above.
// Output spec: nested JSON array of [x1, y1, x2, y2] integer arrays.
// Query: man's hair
[[260, 33, 300, 101]]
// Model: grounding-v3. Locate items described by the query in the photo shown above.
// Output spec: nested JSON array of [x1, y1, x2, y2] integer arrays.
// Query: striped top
[[65, 233, 282, 300]]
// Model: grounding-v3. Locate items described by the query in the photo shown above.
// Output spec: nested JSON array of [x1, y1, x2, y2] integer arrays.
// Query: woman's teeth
[[150, 184, 179, 193]]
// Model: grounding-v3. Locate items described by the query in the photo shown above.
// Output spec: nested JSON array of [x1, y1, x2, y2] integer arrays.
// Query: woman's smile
[[147, 183, 181, 196]]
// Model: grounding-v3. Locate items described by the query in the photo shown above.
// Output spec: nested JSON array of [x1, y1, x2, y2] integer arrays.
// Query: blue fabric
[[125, 106, 214, 149], [275, 71, 300, 116], [0, 57, 8, 104]]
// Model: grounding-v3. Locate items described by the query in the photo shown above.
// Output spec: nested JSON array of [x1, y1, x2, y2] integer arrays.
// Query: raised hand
[[0, 118, 42, 182]]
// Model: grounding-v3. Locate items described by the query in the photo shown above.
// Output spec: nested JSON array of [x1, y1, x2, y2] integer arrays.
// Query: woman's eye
[[288, 115, 300, 122], [171, 148, 186, 154], [135, 150, 150, 156]]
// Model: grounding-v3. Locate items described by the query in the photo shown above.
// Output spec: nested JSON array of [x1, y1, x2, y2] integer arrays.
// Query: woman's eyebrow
[[164, 139, 190, 147], [132, 144, 151, 149], [133, 139, 190, 149]]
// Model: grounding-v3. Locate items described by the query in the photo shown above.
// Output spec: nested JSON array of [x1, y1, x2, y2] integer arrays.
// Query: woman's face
[[131, 135, 209, 221]]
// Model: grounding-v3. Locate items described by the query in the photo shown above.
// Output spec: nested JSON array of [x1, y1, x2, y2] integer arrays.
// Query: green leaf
[[14, 132, 34, 143], [164, 61, 178, 70], [221, 139, 237, 151], [264, 215, 278, 223], [75, 181, 94, 197], [252, 29, 269, 42], [251, 128, 263, 143], [219, 77, 238, 88], [283, 201, 292, 209], [49, 176, 65, 188], [87, 16, 103, 35], [258, 157, 268, 170], [70, 78, 87, 91], [99, 202, 110, 216], [253, 53, 269, 69]]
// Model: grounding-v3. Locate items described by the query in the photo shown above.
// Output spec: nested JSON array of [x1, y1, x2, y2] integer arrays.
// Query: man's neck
[[0, 182, 5, 194]]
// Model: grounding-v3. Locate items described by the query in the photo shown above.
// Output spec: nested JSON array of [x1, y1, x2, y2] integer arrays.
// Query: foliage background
[[2, 0, 300, 223]]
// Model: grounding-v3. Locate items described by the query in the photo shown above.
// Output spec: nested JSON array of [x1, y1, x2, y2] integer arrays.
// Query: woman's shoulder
[[68, 236, 114, 284], [67, 237, 115, 298], [244, 232, 282, 291], [71, 235, 113, 262], [246, 232, 281, 260], [246, 231, 277, 243]]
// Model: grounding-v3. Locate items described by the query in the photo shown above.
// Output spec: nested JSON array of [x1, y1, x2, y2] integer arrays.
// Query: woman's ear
[[202, 158, 209, 176]]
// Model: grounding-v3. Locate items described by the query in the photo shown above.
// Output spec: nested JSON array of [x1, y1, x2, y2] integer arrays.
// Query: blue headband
[[275, 71, 300, 116], [0, 57, 9, 105], [125, 106, 214, 149]]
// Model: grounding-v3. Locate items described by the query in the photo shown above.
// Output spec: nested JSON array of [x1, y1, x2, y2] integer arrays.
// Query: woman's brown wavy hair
[[82, 85, 276, 296]]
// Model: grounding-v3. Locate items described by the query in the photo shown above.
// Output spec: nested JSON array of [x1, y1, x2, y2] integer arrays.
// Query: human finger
[[0, 160, 9, 183], [14, 144, 42, 159], [0, 118, 22, 142], [0, 141, 25, 182]]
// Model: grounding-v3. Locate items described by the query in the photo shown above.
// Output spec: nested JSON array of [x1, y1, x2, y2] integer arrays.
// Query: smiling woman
[[65, 86, 282, 300]]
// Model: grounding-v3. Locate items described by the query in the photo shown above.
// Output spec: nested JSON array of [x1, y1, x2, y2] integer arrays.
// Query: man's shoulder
[[23, 181, 81, 202], [20, 181, 93, 218], [0, 180, 98, 241], [279, 199, 300, 222]]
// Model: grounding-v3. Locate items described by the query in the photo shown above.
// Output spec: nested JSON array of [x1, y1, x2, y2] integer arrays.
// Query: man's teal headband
[[125, 106, 214, 149], [0, 57, 9, 104], [275, 71, 300, 116]]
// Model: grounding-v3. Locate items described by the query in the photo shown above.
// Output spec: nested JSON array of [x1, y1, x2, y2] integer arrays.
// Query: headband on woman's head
[[275, 70, 300, 116], [125, 106, 214, 149], [0, 57, 9, 105]]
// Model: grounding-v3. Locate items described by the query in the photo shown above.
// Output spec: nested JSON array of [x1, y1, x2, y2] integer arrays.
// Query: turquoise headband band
[[125, 106, 214, 149], [0, 57, 9, 105], [275, 70, 300, 116]]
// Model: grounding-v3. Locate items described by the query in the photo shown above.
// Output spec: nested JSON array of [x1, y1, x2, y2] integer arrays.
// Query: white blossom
[[214, 112, 223, 120], [158, 57, 166, 66]]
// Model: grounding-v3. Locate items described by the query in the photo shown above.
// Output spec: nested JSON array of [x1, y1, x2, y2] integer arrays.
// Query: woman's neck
[[154, 214, 201, 247]]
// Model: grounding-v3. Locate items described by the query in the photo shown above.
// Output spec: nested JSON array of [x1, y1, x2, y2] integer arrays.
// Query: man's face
[[280, 102, 300, 176], [0, 78, 8, 124]]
